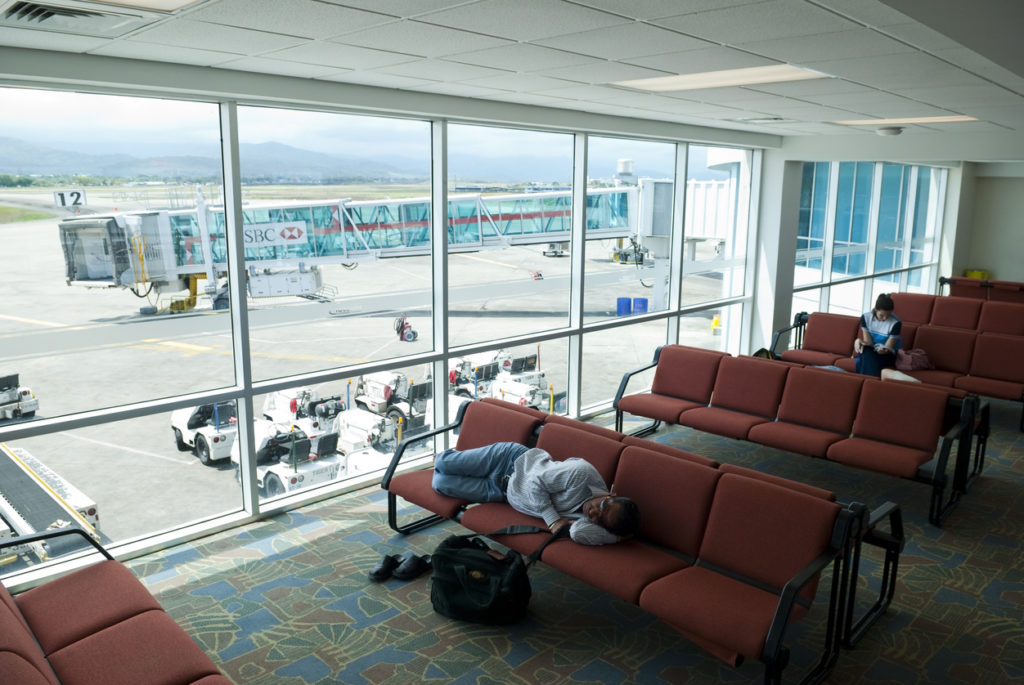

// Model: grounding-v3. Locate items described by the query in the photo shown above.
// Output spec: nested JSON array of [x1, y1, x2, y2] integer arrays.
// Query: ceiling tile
[[92, 41, 238, 66], [535, 61, 672, 84], [965, 105, 1024, 129], [653, 0, 858, 44], [744, 78, 881, 97], [335, 20, 511, 58], [270, 42, 419, 69], [417, 0, 629, 41], [570, 0, 765, 21], [811, 0, 913, 27], [379, 58, 512, 81], [626, 46, 777, 74], [899, 84, 1023, 109], [315, 0, 471, 18], [738, 28, 913, 64], [877, 21, 963, 51], [533, 22, 715, 60], [129, 19, 306, 54], [446, 43, 600, 72], [459, 73, 585, 93], [213, 56, 344, 77], [185, 0, 393, 39], [804, 52, 987, 90]]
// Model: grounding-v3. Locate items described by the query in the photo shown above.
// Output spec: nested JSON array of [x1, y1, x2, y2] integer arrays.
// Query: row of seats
[[0, 530, 231, 685], [613, 345, 983, 526], [889, 292, 1024, 335], [382, 399, 900, 683], [941, 276, 1024, 304], [774, 308, 1024, 429]]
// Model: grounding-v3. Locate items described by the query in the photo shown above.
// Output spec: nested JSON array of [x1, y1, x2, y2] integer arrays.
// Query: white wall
[[966, 176, 1024, 281]]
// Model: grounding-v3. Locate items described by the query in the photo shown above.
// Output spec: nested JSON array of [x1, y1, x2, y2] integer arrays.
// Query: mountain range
[[0, 137, 426, 181], [0, 136, 713, 183]]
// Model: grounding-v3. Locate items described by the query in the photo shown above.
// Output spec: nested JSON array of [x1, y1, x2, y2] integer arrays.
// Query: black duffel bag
[[430, 525, 566, 625]]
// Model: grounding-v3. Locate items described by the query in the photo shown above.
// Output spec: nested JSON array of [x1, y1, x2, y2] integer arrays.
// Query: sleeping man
[[431, 441, 639, 545]]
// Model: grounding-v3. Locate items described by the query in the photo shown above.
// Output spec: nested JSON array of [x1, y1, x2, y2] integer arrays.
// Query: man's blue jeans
[[431, 442, 528, 502]]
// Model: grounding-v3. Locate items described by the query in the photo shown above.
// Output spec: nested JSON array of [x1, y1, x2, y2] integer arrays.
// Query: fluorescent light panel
[[835, 115, 977, 125], [614, 65, 828, 92]]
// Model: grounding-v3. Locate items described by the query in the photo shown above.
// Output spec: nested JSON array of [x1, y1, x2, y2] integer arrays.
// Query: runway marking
[[0, 313, 66, 328], [64, 432, 195, 465]]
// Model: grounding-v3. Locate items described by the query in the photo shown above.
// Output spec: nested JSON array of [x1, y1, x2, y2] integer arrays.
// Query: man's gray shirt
[[505, 447, 617, 546]]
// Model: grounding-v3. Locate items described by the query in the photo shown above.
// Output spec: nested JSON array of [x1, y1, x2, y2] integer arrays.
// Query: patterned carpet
[[129, 399, 1024, 684]]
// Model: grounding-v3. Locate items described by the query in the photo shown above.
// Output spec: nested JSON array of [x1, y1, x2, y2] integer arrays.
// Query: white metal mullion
[[219, 101, 258, 515], [566, 133, 587, 418], [431, 120, 449, 441], [863, 163, 883, 309], [820, 162, 840, 311], [667, 142, 689, 343], [738, 148, 760, 354], [902, 166, 920, 290]]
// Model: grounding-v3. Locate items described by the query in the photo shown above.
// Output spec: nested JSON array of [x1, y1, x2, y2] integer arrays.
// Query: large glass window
[[446, 124, 573, 347], [583, 136, 675, 324], [0, 87, 231, 419], [792, 160, 946, 323], [681, 146, 752, 305], [0, 86, 761, 580], [236, 107, 433, 381], [832, 162, 874, 277], [581, 320, 666, 409], [796, 162, 830, 286]]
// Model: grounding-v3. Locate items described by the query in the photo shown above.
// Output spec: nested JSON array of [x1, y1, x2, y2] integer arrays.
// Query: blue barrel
[[616, 297, 632, 316], [632, 297, 648, 314]]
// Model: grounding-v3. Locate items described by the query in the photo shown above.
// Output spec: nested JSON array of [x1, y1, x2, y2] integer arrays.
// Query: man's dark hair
[[875, 293, 895, 312], [605, 496, 639, 537]]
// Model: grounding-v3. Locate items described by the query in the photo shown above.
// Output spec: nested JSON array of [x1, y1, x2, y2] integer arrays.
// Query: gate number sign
[[54, 190, 87, 208]]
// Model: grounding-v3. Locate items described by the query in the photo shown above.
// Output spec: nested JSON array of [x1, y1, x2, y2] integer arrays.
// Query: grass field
[[0, 205, 54, 223]]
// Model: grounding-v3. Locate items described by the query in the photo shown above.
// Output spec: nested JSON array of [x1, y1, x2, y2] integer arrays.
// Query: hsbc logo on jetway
[[243, 222, 309, 247]]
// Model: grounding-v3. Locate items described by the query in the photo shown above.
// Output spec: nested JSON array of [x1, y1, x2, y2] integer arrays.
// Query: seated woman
[[854, 293, 902, 377]]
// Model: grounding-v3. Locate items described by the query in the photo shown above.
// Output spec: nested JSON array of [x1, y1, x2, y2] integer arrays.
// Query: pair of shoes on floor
[[369, 551, 432, 582]]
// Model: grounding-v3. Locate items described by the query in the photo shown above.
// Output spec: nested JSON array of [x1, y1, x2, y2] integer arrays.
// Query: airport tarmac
[[0, 187, 730, 544]]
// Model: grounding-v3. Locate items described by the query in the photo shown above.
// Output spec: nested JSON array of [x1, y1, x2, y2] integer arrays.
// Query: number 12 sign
[[54, 190, 87, 208]]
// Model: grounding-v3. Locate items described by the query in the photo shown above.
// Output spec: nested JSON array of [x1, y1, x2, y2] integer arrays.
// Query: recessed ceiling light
[[834, 115, 977, 126], [613, 65, 829, 92], [87, 0, 201, 10]]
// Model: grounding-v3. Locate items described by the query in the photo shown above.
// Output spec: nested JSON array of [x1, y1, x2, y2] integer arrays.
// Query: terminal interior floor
[[129, 399, 1024, 684]]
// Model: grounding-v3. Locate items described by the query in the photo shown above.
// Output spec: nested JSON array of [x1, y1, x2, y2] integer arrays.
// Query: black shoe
[[391, 551, 431, 581], [369, 553, 401, 582]]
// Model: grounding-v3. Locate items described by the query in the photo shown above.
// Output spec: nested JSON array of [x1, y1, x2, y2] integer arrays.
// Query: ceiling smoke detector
[[875, 126, 905, 136]]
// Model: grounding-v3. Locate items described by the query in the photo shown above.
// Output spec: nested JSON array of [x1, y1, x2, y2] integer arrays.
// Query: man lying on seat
[[431, 442, 639, 545]]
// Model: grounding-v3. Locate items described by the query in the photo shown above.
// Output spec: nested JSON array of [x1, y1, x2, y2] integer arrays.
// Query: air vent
[[1, 0, 160, 37]]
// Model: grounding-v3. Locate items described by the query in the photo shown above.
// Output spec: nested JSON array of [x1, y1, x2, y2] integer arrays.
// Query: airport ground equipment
[[0, 374, 39, 420], [170, 401, 238, 465], [230, 421, 342, 498], [262, 387, 345, 454], [0, 443, 100, 571]]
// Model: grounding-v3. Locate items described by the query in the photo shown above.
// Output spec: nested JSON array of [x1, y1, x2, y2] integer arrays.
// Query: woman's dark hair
[[605, 496, 640, 537], [874, 293, 895, 312]]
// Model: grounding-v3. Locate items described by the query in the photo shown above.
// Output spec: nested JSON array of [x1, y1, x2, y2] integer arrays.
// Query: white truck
[[0, 374, 39, 421], [170, 401, 238, 465], [230, 420, 343, 498], [0, 443, 101, 571]]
